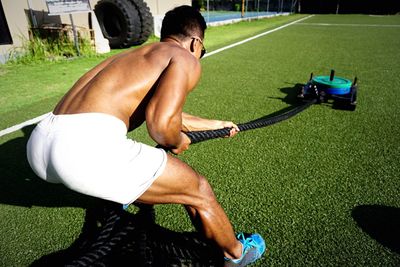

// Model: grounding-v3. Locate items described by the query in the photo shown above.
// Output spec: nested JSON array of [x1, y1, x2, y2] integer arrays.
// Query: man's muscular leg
[[137, 154, 242, 260]]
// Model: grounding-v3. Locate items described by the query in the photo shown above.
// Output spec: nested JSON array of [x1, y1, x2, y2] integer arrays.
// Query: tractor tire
[[94, 0, 153, 48]]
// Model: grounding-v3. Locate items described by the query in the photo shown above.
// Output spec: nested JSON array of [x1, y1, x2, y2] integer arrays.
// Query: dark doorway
[[0, 1, 13, 45]]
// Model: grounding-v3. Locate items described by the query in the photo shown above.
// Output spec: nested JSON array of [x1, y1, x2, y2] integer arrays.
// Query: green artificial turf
[[1, 14, 400, 266]]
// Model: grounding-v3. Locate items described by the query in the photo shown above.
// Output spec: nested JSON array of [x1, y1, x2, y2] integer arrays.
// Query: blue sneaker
[[224, 233, 266, 267]]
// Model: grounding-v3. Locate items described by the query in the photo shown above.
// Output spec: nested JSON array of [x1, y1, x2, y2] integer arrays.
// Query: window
[[0, 1, 12, 45]]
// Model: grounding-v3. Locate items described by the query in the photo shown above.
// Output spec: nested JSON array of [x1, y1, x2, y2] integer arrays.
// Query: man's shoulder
[[154, 42, 198, 64], [135, 42, 196, 64], [170, 48, 200, 71]]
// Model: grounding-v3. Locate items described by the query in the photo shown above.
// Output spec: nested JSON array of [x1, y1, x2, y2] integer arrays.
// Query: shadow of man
[[0, 126, 223, 266], [352, 205, 400, 254]]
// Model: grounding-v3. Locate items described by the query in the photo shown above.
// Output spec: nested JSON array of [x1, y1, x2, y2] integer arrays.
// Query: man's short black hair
[[161, 5, 207, 40]]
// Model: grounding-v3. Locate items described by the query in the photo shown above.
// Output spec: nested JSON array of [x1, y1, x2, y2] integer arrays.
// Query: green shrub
[[7, 30, 96, 64]]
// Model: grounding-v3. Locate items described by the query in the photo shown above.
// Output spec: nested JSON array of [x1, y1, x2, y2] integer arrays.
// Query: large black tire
[[94, 0, 153, 48]]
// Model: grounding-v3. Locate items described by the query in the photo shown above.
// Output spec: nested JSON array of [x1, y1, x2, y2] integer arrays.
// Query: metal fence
[[196, 0, 297, 12], [195, 0, 297, 23]]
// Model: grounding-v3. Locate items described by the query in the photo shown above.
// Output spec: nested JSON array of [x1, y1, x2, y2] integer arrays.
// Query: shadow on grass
[[248, 83, 311, 123], [279, 83, 304, 106], [352, 205, 400, 254], [30, 201, 224, 266], [1, 126, 223, 266], [243, 83, 313, 123], [268, 83, 304, 108]]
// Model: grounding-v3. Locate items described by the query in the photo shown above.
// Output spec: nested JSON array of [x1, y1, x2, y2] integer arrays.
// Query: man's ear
[[190, 38, 196, 53]]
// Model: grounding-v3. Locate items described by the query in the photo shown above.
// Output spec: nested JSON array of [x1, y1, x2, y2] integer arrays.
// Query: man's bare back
[[54, 40, 201, 133]]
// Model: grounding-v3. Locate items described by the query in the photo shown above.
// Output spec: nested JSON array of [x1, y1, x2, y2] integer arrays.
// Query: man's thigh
[[137, 154, 207, 206]]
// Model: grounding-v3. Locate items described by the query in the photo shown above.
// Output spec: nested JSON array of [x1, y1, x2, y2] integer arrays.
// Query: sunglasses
[[192, 37, 206, 59]]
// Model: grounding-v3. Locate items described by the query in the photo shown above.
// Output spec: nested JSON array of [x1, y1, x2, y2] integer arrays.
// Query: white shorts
[[26, 112, 167, 205]]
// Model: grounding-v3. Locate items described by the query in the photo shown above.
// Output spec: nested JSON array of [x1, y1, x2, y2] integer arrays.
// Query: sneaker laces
[[237, 233, 260, 253], [225, 233, 265, 265]]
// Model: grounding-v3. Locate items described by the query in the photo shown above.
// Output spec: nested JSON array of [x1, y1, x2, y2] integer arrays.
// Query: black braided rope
[[31, 202, 223, 267], [186, 99, 316, 144]]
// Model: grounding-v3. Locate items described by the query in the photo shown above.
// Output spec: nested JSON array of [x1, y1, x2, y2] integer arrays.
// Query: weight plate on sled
[[312, 76, 352, 95]]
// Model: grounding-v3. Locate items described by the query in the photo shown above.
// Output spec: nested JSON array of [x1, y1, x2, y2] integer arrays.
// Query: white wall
[[146, 0, 191, 15], [147, 0, 191, 37]]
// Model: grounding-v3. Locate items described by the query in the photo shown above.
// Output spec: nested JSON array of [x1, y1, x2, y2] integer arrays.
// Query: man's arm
[[182, 112, 239, 137], [146, 54, 200, 154]]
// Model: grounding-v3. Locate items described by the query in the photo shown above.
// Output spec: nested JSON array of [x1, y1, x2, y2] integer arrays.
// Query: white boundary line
[[204, 15, 314, 58], [0, 112, 51, 137], [0, 15, 313, 138], [297, 22, 400, 28]]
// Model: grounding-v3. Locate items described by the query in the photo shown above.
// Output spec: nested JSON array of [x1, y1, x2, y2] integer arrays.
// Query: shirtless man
[[27, 5, 265, 266]]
